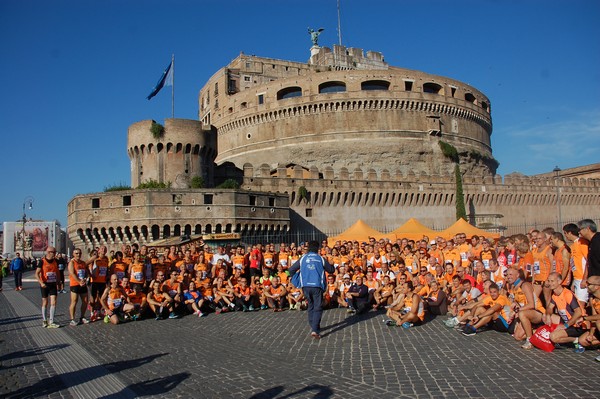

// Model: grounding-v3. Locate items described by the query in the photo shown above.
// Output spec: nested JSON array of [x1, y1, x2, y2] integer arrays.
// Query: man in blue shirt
[[10, 252, 25, 291], [289, 241, 334, 339]]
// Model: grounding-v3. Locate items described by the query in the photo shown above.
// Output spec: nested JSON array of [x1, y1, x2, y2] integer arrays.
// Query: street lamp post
[[553, 166, 562, 231], [22, 196, 34, 259]]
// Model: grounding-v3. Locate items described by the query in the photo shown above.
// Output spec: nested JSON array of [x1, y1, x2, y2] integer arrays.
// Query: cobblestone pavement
[[1, 271, 599, 398]]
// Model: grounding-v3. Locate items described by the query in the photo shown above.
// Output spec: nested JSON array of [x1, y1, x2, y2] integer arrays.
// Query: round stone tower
[[127, 118, 216, 188]]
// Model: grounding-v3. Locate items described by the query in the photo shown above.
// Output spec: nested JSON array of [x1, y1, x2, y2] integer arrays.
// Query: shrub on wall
[[138, 179, 171, 189], [217, 179, 240, 189], [190, 176, 204, 188], [438, 141, 459, 163], [104, 183, 131, 192], [150, 121, 165, 140]]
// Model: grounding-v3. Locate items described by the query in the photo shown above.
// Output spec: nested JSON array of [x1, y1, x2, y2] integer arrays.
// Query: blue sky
[[1, 0, 599, 228]]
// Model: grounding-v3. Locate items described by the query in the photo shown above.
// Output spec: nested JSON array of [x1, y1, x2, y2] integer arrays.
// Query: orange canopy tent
[[327, 219, 393, 246], [390, 218, 439, 241], [440, 218, 500, 240]]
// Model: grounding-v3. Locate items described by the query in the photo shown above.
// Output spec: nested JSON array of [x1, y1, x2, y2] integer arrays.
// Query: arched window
[[319, 81, 346, 93], [361, 80, 390, 91], [277, 86, 302, 100], [423, 82, 443, 95]]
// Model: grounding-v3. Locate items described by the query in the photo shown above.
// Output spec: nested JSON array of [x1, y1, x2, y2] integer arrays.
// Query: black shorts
[[70, 284, 88, 295], [41, 283, 58, 298], [489, 316, 510, 333], [565, 325, 586, 338], [91, 282, 106, 298]]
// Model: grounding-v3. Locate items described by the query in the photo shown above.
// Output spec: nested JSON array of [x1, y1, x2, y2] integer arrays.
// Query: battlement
[[242, 163, 600, 190]]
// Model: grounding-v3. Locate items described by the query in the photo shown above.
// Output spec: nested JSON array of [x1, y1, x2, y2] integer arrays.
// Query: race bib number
[[265, 259, 273, 266], [110, 298, 122, 308], [570, 258, 576, 272], [508, 254, 515, 265], [533, 262, 540, 275], [483, 259, 490, 270], [280, 259, 288, 267], [46, 271, 57, 283], [116, 271, 125, 280], [407, 265, 414, 274], [133, 272, 144, 281], [460, 252, 468, 261], [77, 269, 86, 280], [99, 267, 108, 276], [234, 263, 243, 270]]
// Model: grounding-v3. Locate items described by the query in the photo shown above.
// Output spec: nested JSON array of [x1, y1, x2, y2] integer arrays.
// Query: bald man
[[36, 246, 60, 328]]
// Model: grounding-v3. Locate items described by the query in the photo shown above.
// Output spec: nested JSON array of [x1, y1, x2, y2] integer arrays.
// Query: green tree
[[454, 164, 467, 221], [217, 179, 240, 189]]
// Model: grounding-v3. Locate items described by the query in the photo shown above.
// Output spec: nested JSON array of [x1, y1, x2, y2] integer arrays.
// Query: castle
[[67, 44, 600, 252]]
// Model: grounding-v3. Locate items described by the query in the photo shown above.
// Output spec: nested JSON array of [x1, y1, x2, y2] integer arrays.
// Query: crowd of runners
[[19, 218, 600, 359]]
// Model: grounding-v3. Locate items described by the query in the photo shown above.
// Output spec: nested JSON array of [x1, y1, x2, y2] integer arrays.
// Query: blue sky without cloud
[[1, 0, 599, 227]]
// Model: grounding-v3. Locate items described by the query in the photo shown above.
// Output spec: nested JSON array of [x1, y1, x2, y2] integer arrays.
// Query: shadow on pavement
[[0, 344, 70, 362], [0, 315, 41, 326], [103, 372, 191, 398], [6, 353, 170, 399], [320, 309, 383, 337], [248, 384, 334, 399]]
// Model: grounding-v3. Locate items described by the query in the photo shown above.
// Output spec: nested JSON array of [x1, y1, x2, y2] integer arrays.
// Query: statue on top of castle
[[308, 27, 324, 46]]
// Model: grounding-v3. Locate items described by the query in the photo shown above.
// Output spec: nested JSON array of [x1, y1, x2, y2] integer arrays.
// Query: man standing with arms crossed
[[289, 241, 334, 339]]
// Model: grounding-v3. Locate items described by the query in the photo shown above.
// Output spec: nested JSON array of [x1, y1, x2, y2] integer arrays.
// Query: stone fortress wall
[[200, 46, 495, 178], [67, 188, 290, 252], [128, 118, 217, 188], [66, 44, 600, 252], [242, 162, 600, 234]]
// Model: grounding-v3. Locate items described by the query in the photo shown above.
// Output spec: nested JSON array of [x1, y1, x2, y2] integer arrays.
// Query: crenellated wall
[[241, 163, 600, 233], [67, 188, 290, 253]]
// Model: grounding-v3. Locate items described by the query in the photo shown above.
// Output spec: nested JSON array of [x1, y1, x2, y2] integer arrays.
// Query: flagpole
[[171, 54, 175, 119]]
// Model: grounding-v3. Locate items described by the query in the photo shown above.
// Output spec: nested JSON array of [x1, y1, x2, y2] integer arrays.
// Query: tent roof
[[440, 218, 500, 240], [390, 218, 438, 241], [328, 219, 392, 245]]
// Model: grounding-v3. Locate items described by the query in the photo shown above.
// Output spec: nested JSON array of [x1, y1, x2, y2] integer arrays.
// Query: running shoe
[[249, 305, 255, 311], [47, 322, 60, 329], [215, 308, 222, 315], [402, 322, 413, 329], [69, 320, 80, 327], [168, 312, 179, 319], [80, 317, 90, 324], [521, 340, 533, 350], [261, 305, 268, 310], [461, 325, 477, 336], [444, 318, 458, 328], [595, 354, 600, 362], [42, 320, 48, 328], [574, 343, 585, 354], [385, 320, 396, 326]]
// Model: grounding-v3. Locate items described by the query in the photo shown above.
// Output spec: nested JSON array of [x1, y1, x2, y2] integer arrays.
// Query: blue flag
[[147, 60, 173, 100]]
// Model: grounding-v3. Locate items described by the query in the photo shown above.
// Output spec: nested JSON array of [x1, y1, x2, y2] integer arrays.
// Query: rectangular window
[[258, 94, 264, 105], [172, 194, 182, 204], [122, 195, 131, 206], [92, 198, 100, 208], [204, 194, 213, 205], [305, 208, 313, 218], [404, 81, 413, 91], [214, 82, 218, 95], [268, 197, 275, 207], [249, 195, 256, 206], [244, 76, 251, 82]]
